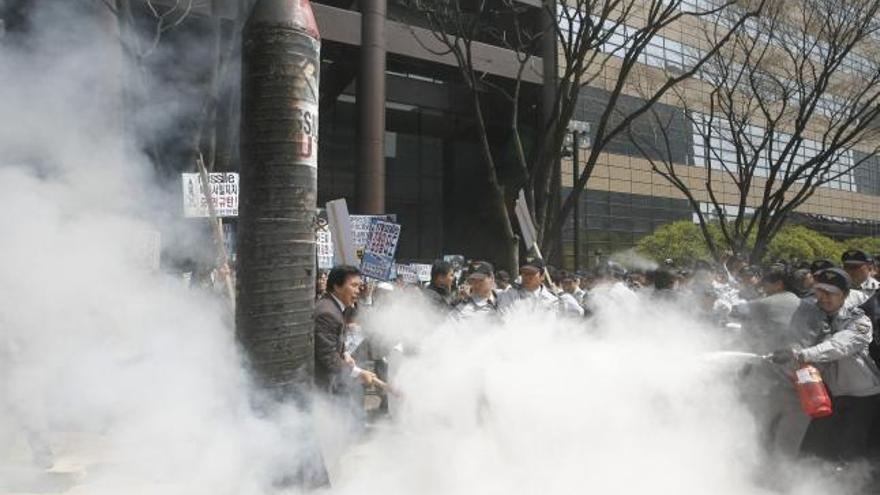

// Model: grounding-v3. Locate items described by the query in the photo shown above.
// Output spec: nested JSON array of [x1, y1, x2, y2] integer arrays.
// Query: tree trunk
[[490, 185, 519, 273]]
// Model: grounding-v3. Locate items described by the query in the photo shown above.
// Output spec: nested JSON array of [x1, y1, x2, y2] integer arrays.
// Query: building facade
[[5, 0, 875, 270]]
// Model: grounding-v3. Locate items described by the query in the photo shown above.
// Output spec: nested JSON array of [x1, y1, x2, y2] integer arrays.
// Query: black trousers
[[799, 394, 880, 461]]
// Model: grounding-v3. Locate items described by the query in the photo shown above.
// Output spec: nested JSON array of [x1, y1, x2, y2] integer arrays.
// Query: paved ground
[[0, 391, 392, 495], [1, 432, 104, 494]]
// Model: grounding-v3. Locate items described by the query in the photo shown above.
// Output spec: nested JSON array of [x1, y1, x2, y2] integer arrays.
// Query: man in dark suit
[[314, 265, 376, 394]]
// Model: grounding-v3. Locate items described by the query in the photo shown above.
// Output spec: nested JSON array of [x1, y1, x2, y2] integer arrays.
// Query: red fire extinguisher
[[794, 365, 833, 418]]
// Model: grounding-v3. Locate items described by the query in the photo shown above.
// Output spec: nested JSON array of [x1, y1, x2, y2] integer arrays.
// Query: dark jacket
[[423, 283, 453, 312], [314, 295, 349, 393], [860, 292, 880, 364]]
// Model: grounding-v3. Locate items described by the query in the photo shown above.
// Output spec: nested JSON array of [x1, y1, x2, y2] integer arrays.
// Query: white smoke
[[0, 3, 311, 494], [342, 293, 871, 495], [609, 248, 660, 272], [0, 2, 872, 495]]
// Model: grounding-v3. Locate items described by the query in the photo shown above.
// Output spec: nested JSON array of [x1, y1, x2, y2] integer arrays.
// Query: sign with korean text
[[182, 172, 239, 217], [412, 263, 432, 282], [394, 263, 420, 284], [316, 225, 334, 269], [359, 220, 401, 280], [393, 263, 432, 284]]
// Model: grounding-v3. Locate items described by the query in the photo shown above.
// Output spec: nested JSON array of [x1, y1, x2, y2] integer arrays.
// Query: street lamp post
[[565, 121, 589, 271], [571, 129, 580, 270]]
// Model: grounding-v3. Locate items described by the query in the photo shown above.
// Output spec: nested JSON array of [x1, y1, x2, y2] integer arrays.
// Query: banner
[[182, 172, 239, 217], [360, 220, 401, 280]]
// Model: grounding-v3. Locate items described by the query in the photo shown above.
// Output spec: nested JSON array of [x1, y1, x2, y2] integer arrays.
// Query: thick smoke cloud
[[342, 291, 871, 495], [0, 2, 309, 494], [0, 2, 873, 495]]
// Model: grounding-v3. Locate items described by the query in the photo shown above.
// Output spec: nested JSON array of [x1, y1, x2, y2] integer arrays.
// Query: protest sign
[[394, 263, 420, 284], [360, 220, 401, 280], [326, 199, 358, 266], [182, 172, 239, 217], [515, 189, 537, 252], [412, 263, 432, 282], [394, 263, 432, 284], [316, 225, 334, 269], [351, 214, 396, 258]]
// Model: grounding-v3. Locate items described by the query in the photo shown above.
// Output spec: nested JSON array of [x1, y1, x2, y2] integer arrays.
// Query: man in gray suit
[[314, 265, 376, 394]]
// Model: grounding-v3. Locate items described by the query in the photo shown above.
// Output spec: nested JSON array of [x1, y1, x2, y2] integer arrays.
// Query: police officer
[[453, 261, 499, 322], [560, 271, 587, 304], [842, 249, 880, 307], [497, 258, 583, 316], [771, 268, 880, 461]]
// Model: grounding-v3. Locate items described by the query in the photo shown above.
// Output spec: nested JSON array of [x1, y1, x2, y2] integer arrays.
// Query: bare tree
[[404, 0, 539, 269], [98, 0, 247, 176], [632, 0, 880, 262], [407, 0, 763, 265]]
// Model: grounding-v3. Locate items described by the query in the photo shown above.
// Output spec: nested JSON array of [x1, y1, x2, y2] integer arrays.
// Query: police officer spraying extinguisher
[[770, 268, 880, 461]]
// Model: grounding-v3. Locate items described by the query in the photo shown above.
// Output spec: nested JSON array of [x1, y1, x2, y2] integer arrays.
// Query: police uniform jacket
[[497, 285, 584, 316], [452, 295, 499, 322], [846, 276, 880, 307], [790, 300, 880, 397]]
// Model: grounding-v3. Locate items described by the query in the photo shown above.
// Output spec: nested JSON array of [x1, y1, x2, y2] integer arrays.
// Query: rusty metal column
[[356, 0, 387, 214], [238, 0, 321, 400]]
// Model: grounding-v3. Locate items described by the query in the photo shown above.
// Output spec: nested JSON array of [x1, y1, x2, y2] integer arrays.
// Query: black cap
[[812, 268, 852, 295], [466, 261, 494, 280], [496, 270, 510, 282], [521, 257, 546, 273], [810, 259, 836, 273], [795, 261, 812, 271], [842, 249, 873, 266]]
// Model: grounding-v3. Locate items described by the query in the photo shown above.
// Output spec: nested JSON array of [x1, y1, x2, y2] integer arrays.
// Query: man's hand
[[768, 348, 796, 364], [343, 352, 356, 367], [358, 370, 378, 385]]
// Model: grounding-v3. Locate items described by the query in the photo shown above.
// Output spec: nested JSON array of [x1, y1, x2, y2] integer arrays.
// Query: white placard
[[394, 264, 420, 284], [182, 172, 239, 217], [412, 263, 432, 282], [316, 225, 334, 269], [515, 189, 537, 251], [326, 199, 358, 266]]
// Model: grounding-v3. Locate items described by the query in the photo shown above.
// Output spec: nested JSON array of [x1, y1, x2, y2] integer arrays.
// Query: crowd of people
[[313, 248, 880, 466]]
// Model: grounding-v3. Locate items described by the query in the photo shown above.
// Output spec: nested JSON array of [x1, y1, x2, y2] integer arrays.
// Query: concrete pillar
[[356, 0, 386, 214]]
